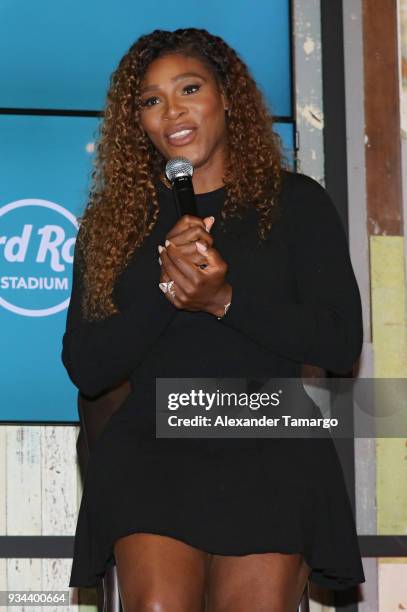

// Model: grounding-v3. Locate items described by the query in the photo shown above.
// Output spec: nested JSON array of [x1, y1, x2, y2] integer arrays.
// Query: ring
[[167, 280, 176, 299], [159, 279, 176, 299], [159, 280, 174, 293]]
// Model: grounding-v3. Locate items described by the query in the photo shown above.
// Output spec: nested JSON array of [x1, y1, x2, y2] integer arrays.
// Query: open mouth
[[166, 128, 197, 146]]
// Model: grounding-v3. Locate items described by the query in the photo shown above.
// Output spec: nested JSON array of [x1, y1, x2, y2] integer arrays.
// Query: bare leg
[[206, 551, 311, 612], [113, 532, 212, 612]]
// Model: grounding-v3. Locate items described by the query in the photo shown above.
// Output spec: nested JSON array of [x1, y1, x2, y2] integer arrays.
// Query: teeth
[[168, 129, 193, 140]]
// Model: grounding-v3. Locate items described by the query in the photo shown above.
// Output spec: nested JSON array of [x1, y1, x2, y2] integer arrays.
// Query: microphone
[[165, 157, 197, 218], [165, 157, 208, 270]]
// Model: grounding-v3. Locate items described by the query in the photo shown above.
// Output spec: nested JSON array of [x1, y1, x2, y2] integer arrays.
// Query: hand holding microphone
[[158, 157, 232, 318], [163, 156, 213, 262], [159, 156, 214, 271]]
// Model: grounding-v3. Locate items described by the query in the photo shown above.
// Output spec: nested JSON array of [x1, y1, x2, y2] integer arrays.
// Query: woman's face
[[139, 53, 228, 173]]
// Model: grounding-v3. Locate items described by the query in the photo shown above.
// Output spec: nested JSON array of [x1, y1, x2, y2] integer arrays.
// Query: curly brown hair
[[78, 27, 287, 320]]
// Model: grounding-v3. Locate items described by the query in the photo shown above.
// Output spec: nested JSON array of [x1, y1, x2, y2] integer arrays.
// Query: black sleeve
[[220, 173, 363, 374], [61, 239, 178, 397]]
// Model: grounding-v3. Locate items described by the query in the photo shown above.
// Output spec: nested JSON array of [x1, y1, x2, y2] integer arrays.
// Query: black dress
[[63, 170, 366, 591]]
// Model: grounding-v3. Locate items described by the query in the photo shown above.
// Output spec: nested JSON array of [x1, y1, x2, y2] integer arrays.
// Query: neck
[[160, 146, 227, 195], [191, 144, 226, 194], [192, 172, 224, 194]]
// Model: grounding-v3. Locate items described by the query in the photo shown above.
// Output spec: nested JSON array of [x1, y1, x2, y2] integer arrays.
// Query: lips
[[165, 124, 197, 146]]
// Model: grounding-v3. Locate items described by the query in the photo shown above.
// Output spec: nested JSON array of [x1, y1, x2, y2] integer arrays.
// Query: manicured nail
[[158, 245, 164, 253], [165, 239, 172, 247], [158, 257, 162, 265], [196, 241, 208, 253], [159, 283, 167, 293], [205, 216, 215, 232]]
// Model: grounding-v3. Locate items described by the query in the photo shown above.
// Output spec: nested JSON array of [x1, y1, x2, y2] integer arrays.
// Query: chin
[[165, 147, 204, 167], [183, 151, 206, 168]]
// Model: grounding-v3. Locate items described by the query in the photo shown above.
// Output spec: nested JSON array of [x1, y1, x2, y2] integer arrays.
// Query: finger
[[160, 257, 207, 276], [166, 215, 207, 240], [159, 269, 171, 282], [165, 242, 205, 282], [159, 282, 185, 309], [161, 244, 198, 285], [197, 244, 225, 265], [203, 216, 215, 232], [192, 244, 227, 275], [166, 291, 184, 308], [159, 243, 207, 269], [161, 242, 208, 264], [158, 270, 188, 306], [163, 242, 224, 279], [165, 226, 214, 248]]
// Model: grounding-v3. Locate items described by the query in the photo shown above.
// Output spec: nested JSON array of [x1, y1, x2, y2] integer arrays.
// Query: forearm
[[62, 290, 177, 397]]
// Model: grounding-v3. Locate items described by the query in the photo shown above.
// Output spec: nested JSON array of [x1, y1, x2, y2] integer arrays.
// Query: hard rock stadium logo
[[0, 199, 78, 316]]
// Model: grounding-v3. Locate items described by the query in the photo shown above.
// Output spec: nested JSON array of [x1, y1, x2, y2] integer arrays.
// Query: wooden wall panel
[[378, 558, 407, 609], [293, 0, 325, 183], [41, 427, 77, 535], [363, 0, 403, 235], [6, 427, 42, 535], [0, 425, 94, 611], [362, 0, 407, 542]]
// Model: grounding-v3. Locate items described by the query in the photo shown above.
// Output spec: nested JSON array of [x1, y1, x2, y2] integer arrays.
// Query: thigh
[[206, 551, 311, 612], [113, 532, 211, 612]]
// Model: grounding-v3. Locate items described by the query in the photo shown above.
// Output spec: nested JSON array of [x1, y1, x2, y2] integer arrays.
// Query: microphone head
[[165, 157, 194, 182]]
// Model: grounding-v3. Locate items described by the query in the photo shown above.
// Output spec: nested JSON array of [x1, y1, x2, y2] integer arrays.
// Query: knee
[[124, 593, 195, 612], [135, 597, 168, 612]]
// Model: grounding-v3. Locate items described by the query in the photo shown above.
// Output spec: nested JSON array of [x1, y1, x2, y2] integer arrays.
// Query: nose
[[162, 96, 187, 120]]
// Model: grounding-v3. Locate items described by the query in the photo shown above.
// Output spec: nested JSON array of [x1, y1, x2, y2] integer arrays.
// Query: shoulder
[[280, 169, 330, 206], [279, 169, 344, 228]]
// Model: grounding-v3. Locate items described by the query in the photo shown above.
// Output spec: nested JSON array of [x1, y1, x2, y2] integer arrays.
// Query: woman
[[63, 28, 366, 611]]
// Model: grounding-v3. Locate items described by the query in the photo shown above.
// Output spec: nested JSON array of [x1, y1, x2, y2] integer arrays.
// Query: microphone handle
[[172, 175, 198, 217]]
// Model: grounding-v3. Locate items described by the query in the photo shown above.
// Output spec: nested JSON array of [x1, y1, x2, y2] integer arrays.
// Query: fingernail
[[165, 239, 172, 247], [158, 257, 162, 265], [158, 245, 164, 254], [159, 283, 167, 293], [196, 241, 208, 253], [205, 216, 215, 232]]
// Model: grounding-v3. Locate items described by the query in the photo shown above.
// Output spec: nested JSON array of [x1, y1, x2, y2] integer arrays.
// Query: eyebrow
[[140, 72, 207, 94]]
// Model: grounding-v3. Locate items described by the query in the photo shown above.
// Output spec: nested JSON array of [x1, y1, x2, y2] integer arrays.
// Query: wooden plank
[[41, 426, 78, 535], [293, 0, 325, 183], [370, 236, 407, 378], [7, 558, 41, 612], [370, 236, 407, 534], [363, 0, 403, 235], [43, 557, 78, 612], [343, 0, 372, 345], [6, 427, 41, 535], [378, 558, 407, 610]]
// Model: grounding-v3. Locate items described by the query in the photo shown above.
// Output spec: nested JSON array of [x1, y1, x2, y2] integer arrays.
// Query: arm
[[219, 173, 363, 374], [61, 241, 178, 397]]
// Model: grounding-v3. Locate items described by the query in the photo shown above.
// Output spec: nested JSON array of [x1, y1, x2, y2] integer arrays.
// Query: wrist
[[207, 283, 232, 319]]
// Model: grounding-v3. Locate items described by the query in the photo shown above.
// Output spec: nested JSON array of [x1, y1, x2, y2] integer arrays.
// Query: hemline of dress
[[69, 524, 366, 592]]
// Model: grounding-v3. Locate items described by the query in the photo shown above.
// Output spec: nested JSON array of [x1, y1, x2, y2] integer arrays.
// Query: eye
[[183, 83, 201, 95], [140, 96, 160, 108]]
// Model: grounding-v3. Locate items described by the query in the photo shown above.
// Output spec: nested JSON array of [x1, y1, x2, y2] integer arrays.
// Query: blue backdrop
[[0, 0, 293, 421], [0, 0, 291, 115]]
